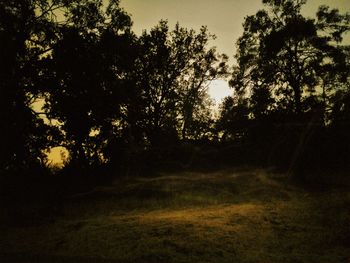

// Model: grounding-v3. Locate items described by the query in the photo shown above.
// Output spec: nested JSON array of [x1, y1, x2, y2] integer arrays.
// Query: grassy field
[[1, 168, 349, 262]]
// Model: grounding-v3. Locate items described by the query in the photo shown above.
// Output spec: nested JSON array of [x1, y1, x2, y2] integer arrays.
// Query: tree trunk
[[292, 85, 301, 114]]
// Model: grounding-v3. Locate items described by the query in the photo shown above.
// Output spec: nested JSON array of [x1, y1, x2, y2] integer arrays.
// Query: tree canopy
[[219, 0, 350, 173], [230, 0, 349, 116], [1, 0, 349, 178]]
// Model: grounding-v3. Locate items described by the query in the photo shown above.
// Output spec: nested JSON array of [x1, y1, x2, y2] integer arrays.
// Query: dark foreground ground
[[1, 168, 349, 263]]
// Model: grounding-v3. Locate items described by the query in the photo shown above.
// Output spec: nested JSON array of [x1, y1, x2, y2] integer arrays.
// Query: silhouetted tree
[[219, 0, 350, 173], [130, 21, 180, 147], [231, 0, 349, 116], [216, 96, 250, 141], [45, 0, 134, 168], [0, 0, 69, 173], [176, 26, 228, 140], [131, 21, 228, 146]]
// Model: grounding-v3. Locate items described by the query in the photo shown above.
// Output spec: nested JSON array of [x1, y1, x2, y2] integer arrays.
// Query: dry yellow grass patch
[[136, 203, 263, 228]]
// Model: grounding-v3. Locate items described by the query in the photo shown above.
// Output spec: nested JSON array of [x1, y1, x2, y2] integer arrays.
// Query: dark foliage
[[0, 0, 349, 225], [218, 0, 350, 178]]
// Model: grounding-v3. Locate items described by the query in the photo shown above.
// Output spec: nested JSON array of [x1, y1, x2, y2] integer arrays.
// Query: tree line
[[1, 0, 349, 182]]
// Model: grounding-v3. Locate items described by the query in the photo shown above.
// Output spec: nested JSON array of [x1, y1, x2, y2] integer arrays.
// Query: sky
[[119, 0, 350, 103]]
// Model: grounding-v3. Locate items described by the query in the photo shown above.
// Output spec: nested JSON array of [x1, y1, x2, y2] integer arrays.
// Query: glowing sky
[[119, 0, 350, 103]]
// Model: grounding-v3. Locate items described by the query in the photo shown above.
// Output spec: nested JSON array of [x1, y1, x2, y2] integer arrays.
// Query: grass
[[1, 168, 349, 262]]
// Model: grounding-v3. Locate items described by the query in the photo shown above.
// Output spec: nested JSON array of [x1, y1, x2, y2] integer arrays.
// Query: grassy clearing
[[1, 168, 349, 262]]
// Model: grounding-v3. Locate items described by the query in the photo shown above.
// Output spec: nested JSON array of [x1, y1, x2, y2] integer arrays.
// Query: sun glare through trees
[[1, 0, 349, 262]]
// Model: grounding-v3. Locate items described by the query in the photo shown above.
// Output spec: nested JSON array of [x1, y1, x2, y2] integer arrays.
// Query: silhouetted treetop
[[231, 0, 349, 115]]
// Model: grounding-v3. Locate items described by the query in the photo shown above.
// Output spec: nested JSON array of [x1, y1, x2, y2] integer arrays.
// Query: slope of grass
[[1, 168, 349, 262]]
